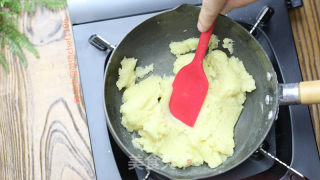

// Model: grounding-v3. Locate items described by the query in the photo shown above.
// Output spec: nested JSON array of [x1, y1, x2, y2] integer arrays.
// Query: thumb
[[197, 0, 226, 32]]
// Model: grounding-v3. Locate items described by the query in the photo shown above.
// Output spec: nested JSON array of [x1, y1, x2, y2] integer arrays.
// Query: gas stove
[[69, 0, 320, 179]]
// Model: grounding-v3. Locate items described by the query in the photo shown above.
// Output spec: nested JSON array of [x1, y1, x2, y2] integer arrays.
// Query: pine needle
[[13, 29, 40, 58], [4, 34, 28, 68], [0, 52, 9, 72]]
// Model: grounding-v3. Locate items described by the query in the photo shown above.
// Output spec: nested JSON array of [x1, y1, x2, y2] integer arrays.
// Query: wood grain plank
[[0, 8, 96, 180], [289, 0, 320, 155]]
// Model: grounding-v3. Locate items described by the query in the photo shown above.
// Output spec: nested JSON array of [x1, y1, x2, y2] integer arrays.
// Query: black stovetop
[[71, 0, 320, 179]]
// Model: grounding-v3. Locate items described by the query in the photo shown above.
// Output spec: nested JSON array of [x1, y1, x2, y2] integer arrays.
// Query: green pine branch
[[0, 0, 67, 73]]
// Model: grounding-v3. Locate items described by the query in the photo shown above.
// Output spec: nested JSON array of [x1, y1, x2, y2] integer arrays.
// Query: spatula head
[[169, 22, 214, 127], [169, 62, 209, 127]]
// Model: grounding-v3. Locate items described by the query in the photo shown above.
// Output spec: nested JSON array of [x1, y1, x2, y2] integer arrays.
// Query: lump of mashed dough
[[116, 37, 255, 169], [116, 57, 137, 90], [135, 64, 154, 79], [222, 38, 234, 54], [169, 35, 219, 56], [173, 53, 195, 74]]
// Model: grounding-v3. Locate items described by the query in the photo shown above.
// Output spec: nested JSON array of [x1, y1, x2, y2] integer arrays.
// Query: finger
[[198, 0, 226, 32], [221, 6, 232, 14]]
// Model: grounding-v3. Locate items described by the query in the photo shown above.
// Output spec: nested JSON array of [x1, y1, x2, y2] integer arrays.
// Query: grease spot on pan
[[265, 95, 272, 105], [266, 72, 272, 81], [268, 111, 273, 120]]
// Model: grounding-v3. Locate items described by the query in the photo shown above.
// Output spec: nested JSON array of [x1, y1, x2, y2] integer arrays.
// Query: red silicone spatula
[[169, 22, 216, 127]]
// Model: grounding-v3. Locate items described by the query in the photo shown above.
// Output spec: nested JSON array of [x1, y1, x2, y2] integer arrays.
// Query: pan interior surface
[[104, 5, 278, 179]]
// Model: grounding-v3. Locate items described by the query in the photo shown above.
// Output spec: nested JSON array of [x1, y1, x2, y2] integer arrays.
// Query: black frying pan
[[100, 4, 320, 179]]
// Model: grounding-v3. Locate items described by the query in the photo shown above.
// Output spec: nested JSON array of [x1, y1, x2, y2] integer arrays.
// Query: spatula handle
[[193, 21, 216, 65]]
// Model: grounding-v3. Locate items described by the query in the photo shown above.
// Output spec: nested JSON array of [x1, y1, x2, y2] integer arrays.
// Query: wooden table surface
[[0, 9, 96, 180], [289, 0, 320, 155], [0, 1, 319, 179]]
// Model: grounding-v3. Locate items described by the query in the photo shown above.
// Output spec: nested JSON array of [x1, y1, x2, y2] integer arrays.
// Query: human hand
[[197, 0, 256, 32]]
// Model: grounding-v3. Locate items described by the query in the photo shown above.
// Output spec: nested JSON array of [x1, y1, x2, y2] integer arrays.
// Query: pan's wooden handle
[[299, 81, 320, 104]]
